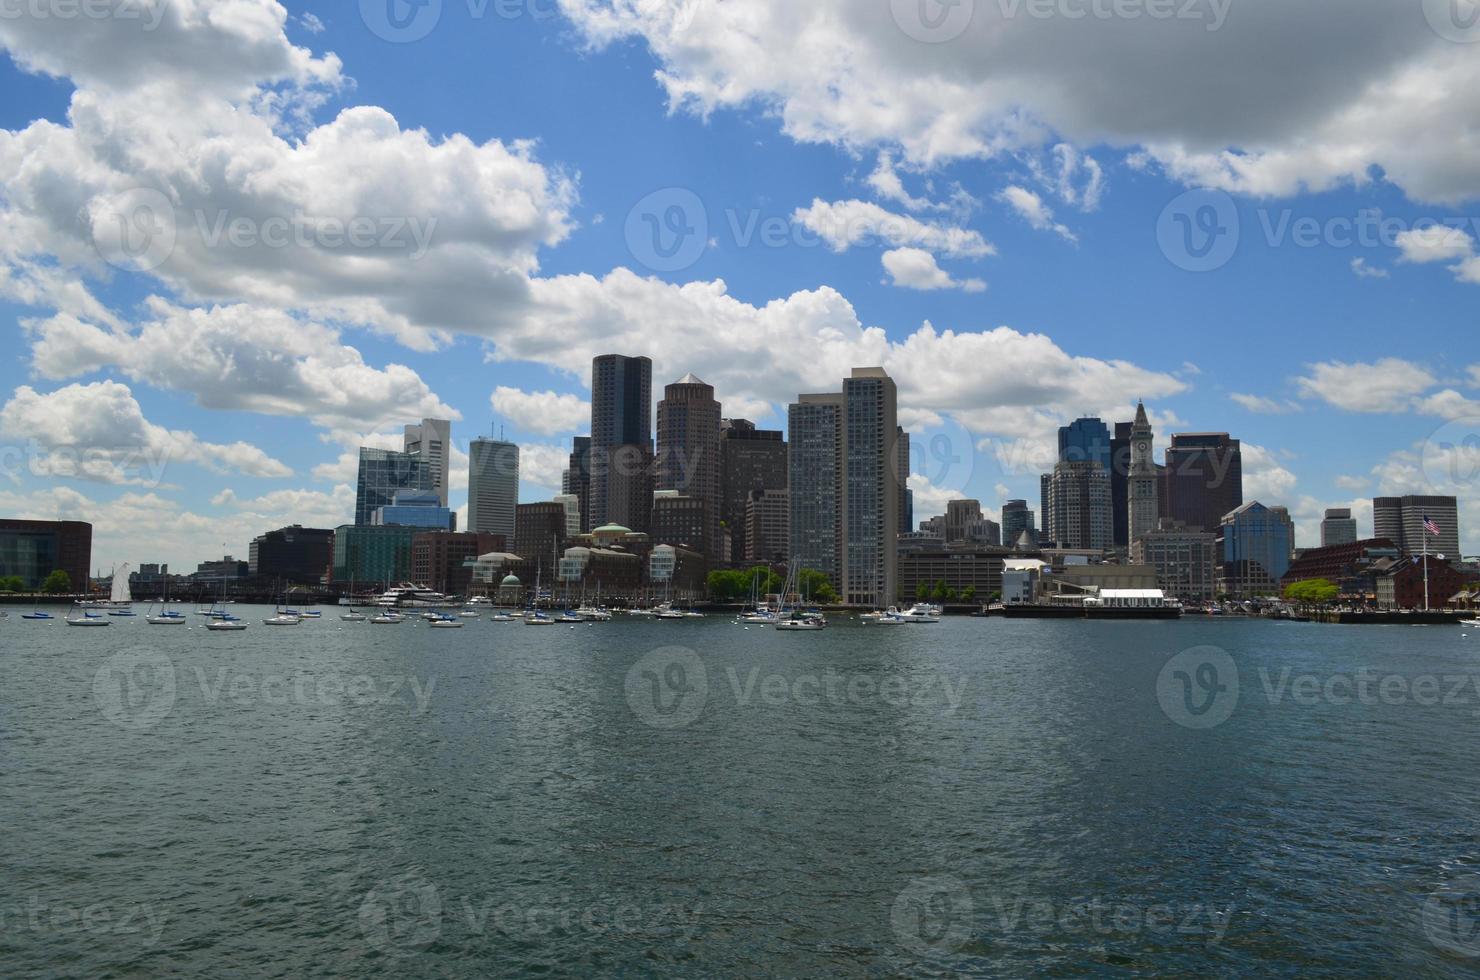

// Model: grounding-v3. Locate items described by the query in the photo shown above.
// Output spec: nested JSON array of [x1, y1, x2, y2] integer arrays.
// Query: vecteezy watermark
[[891, 0, 975, 43], [1157, 646, 1480, 731], [92, 652, 437, 731], [625, 187, 709, 274], [624, 647, 969, 730], [902, 416, 979, 498], [891, 0, 1229, 43], [1424, 0, 1480, 43], [0, 0, 167, 30], [889, 876, 1234, 957], [0, 440, 172, 489], [1423, 874, 1480, 958], [87, 186, 177, 274], [1421, 418, 1480, 493], [358, 872, 703, 955], [1156, 189, 1240, 273], [361, 0, 704, 43], [0, 897, 168, 946]]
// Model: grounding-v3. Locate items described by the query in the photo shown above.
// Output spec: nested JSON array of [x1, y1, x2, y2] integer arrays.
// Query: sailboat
[[147, 573, 186, 625], [774, 560, 827, 631], [264, 583, 302, 625], [523, 565, 555, 625], [107, 563, 135, 615], [66, 602, 111, 627]]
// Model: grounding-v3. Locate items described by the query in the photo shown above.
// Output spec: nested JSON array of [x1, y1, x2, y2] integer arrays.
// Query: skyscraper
[[1001, 499, 1035, 548], [467, 436, 519, 539], [1163, 433, 1243, 533], [1045, 416, 1114, 547], [656, 374, 723, 557], [841, 368, 901, 605], [404, 419, 452, 507], [1127, 402, 1160, 545], [355, 448, 430, 526], [1321, 508, 1358, 547], [1373, 495, 1459, 558], [1218, 501, 1294, 597], [720, 419, 787, 563], [562, 436, 592, 534], [590, 354, 653, 531], [1046, 460, 1113, 551], [897, 428, 913, 536], [788, 393, 843, 585]]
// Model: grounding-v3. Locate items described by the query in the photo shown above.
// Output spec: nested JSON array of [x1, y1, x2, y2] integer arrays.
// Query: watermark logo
[[891, 0, 975, 43], [1423, 875, 1480, 957], [1157, 189, 1239, 273], [904, 415, 979, 499], [92, 648, 177, 732], [625, 187, 708, 273], [1424, 0, 1480, 42], [891, 876, 974, 955], [359, 871, 444, 953], [1421, 418, 1480, 493], [361, 0, 443, 42], [1157, 646, 1239, 729], [88, 187, 176, 273], [625, 647, 708, 728]]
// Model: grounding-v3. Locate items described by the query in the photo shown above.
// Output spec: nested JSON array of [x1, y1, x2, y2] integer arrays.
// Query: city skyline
[[0, 4, 1477, 571]]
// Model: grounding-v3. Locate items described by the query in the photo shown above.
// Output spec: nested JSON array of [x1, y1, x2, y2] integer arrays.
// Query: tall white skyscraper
[[404, 419, 452, 508], [467, 437, 519, 540]]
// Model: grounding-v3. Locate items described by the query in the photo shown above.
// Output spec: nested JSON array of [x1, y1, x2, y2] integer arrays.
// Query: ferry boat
[[374, 585, 450, 608]]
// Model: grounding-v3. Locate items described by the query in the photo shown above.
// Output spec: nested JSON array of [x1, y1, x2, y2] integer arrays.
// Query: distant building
[[1375, 555, 1475, 610], [1281, 538, 1399, 600], [897, 428, 913, 535], [1321, 508, 1359, 548], [515, 502, 570, 573], [898, 548, 1006, 603], [1000, 500, 1035, 552], [1126, 402, 1159, 546], [193, 556, 249, 584], [1373, 495, 1459, 559], [656, 374, 723, 557], [0, 519, 91, 591], [467, 436, 519, 539], [649, 543, 707, 598], [944, 499, 1000, 545], [1164, 433, 1242, 534], [563, 436, 592, 534], [744, 489, 789, 564], [719, 419, 787, 564], [1045, 460, 1113, 551], [248, 525, 333, 585], [355, 448, 431, 526], [590, 354, 653, 532], [403, 418, 452, 508], [789, 393, 844, 585], [1217, 501, 1294, 598], [553, 494, 582, 538], [411, 531, 506, 596], [332, 526, 419, 585], [1130, 518, 1217, 602], [557, 546, 643, 594], [372, 491, 454, 531], [651, 492, 709, 554]]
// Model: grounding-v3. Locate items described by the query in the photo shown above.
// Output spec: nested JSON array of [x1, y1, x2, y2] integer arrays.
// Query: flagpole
[[1423, 522, 1430, 612]]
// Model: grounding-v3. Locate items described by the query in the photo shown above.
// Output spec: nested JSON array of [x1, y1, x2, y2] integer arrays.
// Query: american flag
[[1423, 515, 1441, 536]]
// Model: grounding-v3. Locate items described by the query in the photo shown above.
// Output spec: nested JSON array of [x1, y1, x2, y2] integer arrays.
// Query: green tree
[[42, 570, 72, 594], [0, 575, 24, 593], [707, 570, 748, 601], [1284, 578, 1338, 606], [931, 580, 949, 602], [960, 586, 977, 603], [916, 583, 929, 601]]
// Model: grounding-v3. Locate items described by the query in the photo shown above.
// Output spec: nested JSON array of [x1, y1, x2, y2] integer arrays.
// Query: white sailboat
[[106, 563, 135, 616], [147, 574, 186, 625]]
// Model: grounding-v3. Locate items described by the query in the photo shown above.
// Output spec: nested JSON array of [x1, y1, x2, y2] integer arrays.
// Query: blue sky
[[0, 0, 1477, 571]]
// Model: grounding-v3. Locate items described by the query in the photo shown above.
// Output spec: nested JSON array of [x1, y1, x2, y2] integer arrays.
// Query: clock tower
[[1128, 401, 1159, 544]]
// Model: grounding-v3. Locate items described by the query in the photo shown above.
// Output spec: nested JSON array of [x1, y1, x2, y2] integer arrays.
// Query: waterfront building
[[372, 491, 454, 530], [1373, 495, 1459, 559], [789, 393, 844, 585], [744, 488, 790, 563], [898, 548, 1006, 603], [1375, 555, 1475, 610], [656, 374, 723, 557], [0, 519, 91, 591], [590, 354, 653, 532], [648, 543, 707, 598], [1217, 501, 1294, 598], [191, 556, 249, 585], [411, 531, 506, 596], [719, 419, 787, 564], [248, 525, 333, 586], [467, 436, 519, 539], [897, 428, 913, 534], [553, 494, 582, 537], [1321, 508, 1359, 548], [403, 419, 452, 508], [651, 491, 709, 554], [1045, 460, 1114, 551], [1163, 433, 1243, 533], [1129, 518, 1217, 602], [556, 546, 643, 594], [355, 448, 431, 526], [1280, 538, 1399, 601], [332, 526, 418, 585]]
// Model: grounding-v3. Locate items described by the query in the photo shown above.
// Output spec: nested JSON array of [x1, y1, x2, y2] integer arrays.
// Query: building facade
[[403, 418, 452, 507], [1001, 500, 1035, 550], [1217, 501, 1294, 598], [650, 492, 709, 553], [590, 354, 653, 531], [1163, 433, 1243, 533], [719, 419, 787, 564], [467, 436, 519, 539], [248, 525, 333, 585], [372, 491, 454, 530], [411, 531, 505, 596], [0, 519, 91, 591], [1321, 508, 1359, 547], [1126, 402, 1160, 546], [841, 368, 901, 606], [656, 374, 723, 557], [332, 526, 419, 585], [514, 502, 570, 574], [788, 393, 843, 586], [745, 489, 789, 563], [1129, 518, 1217, 602], [1281, 538, 1399, 600], [1045, 460, 1113, 552], [1373, 495, 1460, 559], [898, 549, 1006, 603], [355, 448, 431, 526], [563, 436, 592, 534]]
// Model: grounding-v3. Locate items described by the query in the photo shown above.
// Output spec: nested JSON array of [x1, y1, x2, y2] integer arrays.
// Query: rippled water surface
[[4, 609, 1480, 976]]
